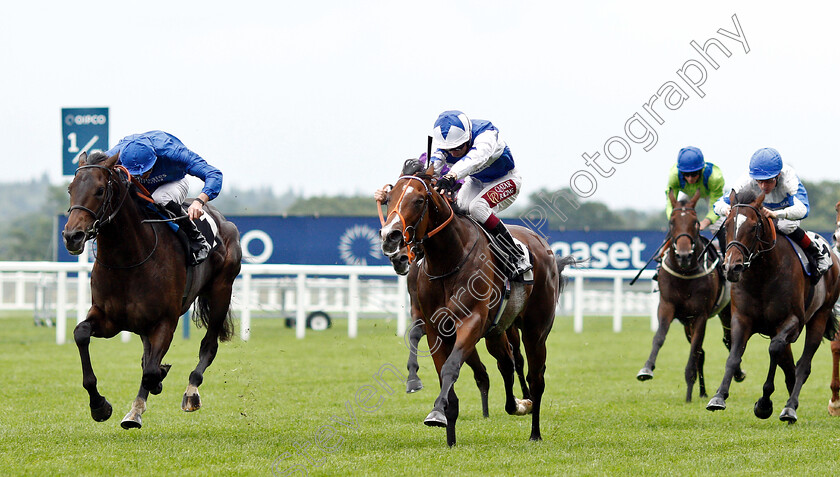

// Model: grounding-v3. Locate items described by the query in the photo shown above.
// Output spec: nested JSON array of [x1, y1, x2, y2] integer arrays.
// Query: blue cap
[[748, 148, 783, 180], [677, 146, 704, 173], [120, 138, 157, 176]]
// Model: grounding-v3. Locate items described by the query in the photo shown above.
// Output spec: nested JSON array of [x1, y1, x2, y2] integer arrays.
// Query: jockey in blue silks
[[430, 110, 531, 279], [106, 130, 221, 265], [713, 147, 832, 277]]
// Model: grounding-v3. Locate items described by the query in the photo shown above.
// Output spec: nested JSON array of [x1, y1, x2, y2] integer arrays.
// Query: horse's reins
[[68, 164, 160, 269], [725, 203, 777, 268]]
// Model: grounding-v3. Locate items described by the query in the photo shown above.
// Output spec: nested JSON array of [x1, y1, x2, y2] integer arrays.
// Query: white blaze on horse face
[[734, 213, 747, 237], [380, 184, 416, 255]]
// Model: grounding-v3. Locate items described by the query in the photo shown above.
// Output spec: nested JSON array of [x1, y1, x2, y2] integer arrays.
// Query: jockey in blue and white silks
[[106, 130, 221, 265], [713, 147, 831, 276], [430, 110, 531, 279]]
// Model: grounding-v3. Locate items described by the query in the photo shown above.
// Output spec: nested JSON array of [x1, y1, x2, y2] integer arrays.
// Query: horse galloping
[[380, 164, 573, 445], [62, 151, 242, 429], [637, 190, 745, 402], [706, 189, 839, 422]]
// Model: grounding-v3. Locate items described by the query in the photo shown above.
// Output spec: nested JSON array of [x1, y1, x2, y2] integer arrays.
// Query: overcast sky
[[2, 1, 837, 211]]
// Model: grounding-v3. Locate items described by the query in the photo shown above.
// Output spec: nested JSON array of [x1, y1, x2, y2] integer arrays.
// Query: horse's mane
[[733, 183, 762, 205], [402, 158, 424, 175]]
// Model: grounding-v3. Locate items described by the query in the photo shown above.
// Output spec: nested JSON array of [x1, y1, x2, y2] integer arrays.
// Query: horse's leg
[[830, 334, 840, 416], [484, 331, 520, 416], [754, 317, 799, 419], [638, 302, 675, 380], [520, 323, 550, 441], [464, 349, 490, 418], [719, 304, 746, 382], [781, 311, 830, 423], [141, 322, 176, 396], [424, 321, 482, 447], [683, 317, 708, 402], [707, 313, 751, 411], [121, 336, 172, 429], [73, 307, 120, 422], [508, 325, 531, 400], [183, 282, 235, 412], [405, 317, 425, 393]]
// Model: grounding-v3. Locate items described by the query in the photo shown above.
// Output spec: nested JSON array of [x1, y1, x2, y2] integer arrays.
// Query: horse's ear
[[688, 189, 702, 208], [424, 161, 434, 177], [104, 152, 119, 169], [835, 200, 840, 213], [754, 191, 765, 206], [668, 189, 677, 207], [78, 152, 88, 167], [729, 189, 737, 206]]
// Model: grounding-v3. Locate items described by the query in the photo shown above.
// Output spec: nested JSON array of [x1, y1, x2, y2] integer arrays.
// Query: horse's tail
[[194, 297, 235, 342], [555, 254, 577, 293], [824, 307, 839, 341]]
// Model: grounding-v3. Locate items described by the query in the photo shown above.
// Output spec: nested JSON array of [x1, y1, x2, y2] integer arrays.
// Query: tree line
[[2, 177, 838, 261]]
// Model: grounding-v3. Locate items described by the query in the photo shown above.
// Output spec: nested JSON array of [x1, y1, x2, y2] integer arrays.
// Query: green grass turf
[[2, 311, 840, 476]]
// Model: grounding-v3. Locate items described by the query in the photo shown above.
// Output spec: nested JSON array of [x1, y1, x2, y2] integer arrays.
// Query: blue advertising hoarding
[[62, 107, 109, 176], [57, 215, 676, 270]]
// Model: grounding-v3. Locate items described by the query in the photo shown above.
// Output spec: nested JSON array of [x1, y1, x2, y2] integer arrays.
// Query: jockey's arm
[[448, 130, 500, 180]]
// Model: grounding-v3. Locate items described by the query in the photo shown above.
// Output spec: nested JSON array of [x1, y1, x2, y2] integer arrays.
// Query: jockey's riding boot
[[490, 221, 532, 279], [163, 201, 212, 266], [805, 241, 832, 276]]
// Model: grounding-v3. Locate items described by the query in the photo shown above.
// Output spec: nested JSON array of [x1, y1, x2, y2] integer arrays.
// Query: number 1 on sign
[[67, 132, 79, 153], [69, 134, 100, 164]]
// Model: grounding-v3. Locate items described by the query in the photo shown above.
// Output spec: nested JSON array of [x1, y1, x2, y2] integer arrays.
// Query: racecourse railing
[[0, 261, 657, 344]]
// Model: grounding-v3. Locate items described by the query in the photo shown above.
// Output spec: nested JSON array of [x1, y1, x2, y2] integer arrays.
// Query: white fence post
[[241, 271, 252, 341], [56, 270, 67, 345], [574, 275, 584, 333], [348, 273, 359, 338], [77, 248, 88, 325], [397, 274, 408, 338], [296, 272, 307, 339], [613, 276, 623, 333]]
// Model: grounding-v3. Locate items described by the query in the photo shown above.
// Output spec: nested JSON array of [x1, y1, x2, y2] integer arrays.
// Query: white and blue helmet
[[432, 110, 471, 150]]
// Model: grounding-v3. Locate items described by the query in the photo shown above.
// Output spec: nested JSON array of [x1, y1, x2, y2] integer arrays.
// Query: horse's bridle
[[67, 164, 131, 240], [379, 174, 454, 262], [668, 206, 701, 267], [724, 203, 777, 268]]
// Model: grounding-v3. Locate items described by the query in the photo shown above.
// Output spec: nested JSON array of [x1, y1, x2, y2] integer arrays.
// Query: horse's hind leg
[[781, 312, 829, 423], [74, 307, 120, 422], [485, 332, 522, 416], [141, 323, 176, 397], [830, 335, 840, 416], [464, 349, 490, 418], [508, 325, 531, 400], [755, 319, 798, 420], [521, 326, 549, 441], [184, 285, 234, 412], [683, 317, 708, 402]]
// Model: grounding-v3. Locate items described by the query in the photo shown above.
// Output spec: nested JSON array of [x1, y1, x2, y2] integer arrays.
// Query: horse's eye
[[414, 198, 424, 207], [95, 186, 105, 197]]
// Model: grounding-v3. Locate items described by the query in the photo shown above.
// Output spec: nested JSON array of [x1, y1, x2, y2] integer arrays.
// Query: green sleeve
[[704, 165, 725, 223]]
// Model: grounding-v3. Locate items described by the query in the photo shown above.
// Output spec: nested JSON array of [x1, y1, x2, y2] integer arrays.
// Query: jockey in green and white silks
[[713, 147, 832, 276], [666, 146, 726, 252], [429, 110, 530, 279]]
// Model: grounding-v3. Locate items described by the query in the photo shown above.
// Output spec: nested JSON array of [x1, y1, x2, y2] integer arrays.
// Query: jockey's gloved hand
[[435, 173, 457, 194]]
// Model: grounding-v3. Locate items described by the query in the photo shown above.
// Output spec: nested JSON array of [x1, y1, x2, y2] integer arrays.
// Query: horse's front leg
[[405, 317, 426, 393], [782, 310, 830, 423], [141, 322, 176, 396], [754, 317, 798, 419], [74, 306, 119, 422], [707, 312, 751, 412], [463, 349, 490, 418], [485, 331, 521, 415], [121, 336, 172, 429], [638, 302, 675, 381], [684, 316, 708, 402]]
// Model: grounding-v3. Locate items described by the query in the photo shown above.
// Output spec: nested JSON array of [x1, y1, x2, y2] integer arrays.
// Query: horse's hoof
[[181, 392, 202, 412], [828, 399, 840, 417], [529, 434, 543, 442], [424, 410, 447, 427], [779, 407, 797, 423], [754, 398, 773, 419], [514, 398, 533, 416], [91, 398, 113, 422], [120, 412, 142, 429], [734, 370, 747, 383], [406, 379, 423, 394], [706, 395, 726, 411], [636, 368, 654, 381]]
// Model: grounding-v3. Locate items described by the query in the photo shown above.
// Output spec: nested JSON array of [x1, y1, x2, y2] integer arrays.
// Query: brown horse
[[827, 200, 840, 416], [392, 250, 531, 418], [380, 164, 572, 445], [706, 188, 839, 422], [62, 152, 242, 429], [637, 190, 745, 402]]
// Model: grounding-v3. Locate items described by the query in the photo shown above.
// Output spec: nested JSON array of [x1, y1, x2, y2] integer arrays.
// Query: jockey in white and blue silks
[[106, 130, 221, 265], [713, 147, 832, 276], [430, 110, 531, 279]]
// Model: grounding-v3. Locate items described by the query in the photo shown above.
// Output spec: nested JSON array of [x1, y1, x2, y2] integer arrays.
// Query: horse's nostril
[[387, 230, 402, 243], [399, 255, 409, 263]]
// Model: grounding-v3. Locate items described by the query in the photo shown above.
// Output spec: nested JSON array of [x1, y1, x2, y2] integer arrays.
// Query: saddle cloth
[[784, 231, 830, 278]]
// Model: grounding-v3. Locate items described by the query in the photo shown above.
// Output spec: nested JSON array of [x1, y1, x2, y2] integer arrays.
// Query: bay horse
[[380, 164, 573, 445], [391, 249, 531, 418], [62, 151, 242, 429], [827, 200, 840, 416], [706, 188, 839, 422], [637, 190, 745, 402]]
